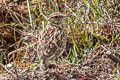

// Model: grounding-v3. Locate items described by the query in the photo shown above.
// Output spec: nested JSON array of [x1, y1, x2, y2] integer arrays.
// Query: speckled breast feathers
[[38, 25, 66, 60]]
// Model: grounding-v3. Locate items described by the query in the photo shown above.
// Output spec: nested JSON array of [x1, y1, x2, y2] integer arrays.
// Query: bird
[[38, 12, 67, 70]]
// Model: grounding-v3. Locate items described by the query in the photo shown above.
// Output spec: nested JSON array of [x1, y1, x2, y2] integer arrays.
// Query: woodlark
[[38, 12, 67, 69]]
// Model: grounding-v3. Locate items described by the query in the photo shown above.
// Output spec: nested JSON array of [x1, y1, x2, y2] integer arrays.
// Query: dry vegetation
[[0, 0, 120, 80]]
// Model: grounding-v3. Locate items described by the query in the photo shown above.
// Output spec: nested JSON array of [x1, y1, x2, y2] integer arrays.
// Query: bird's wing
[[38, 25, 66, 58]]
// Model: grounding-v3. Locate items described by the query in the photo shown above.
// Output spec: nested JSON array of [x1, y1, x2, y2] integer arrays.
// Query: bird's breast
[[38, 25, 66, 59]]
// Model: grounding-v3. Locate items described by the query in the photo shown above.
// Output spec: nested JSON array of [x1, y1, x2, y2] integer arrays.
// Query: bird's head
[[47, 12, 67, 27]]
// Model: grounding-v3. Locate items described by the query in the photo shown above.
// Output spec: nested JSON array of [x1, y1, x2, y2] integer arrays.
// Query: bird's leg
[[40, 59, 44, 70], [44, 59, 49, 70], [55, 58, 59, 72], [40, 56, 49, 70]]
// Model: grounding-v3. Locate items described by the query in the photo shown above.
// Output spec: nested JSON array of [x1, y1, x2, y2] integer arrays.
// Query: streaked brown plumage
[[38, 12, 67, 69]]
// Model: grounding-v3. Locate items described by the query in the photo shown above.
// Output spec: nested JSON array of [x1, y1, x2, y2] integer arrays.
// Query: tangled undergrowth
[[0, 0, 120, 80]]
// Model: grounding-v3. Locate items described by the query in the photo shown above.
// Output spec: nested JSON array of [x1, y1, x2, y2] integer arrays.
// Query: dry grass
[[0, 0, 120, 79]]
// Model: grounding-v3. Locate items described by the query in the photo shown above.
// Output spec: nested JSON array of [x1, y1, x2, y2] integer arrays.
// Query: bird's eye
[[54, 16, 58, 18]]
